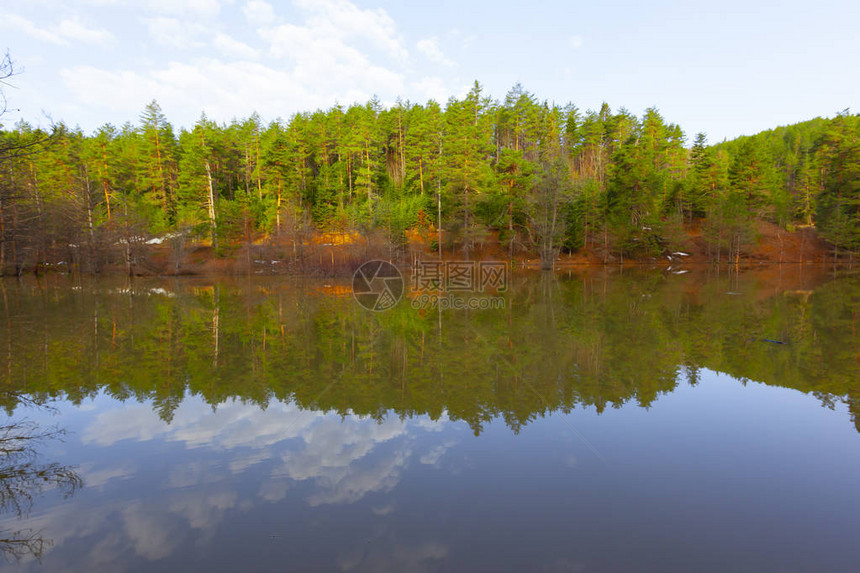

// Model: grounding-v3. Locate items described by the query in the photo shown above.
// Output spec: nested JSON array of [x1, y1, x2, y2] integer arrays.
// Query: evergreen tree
[[138, 100, 177, 229], [815, 111, 860, 254]]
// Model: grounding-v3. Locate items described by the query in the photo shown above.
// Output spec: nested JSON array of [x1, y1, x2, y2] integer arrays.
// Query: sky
[[1, 0, 858, 143]]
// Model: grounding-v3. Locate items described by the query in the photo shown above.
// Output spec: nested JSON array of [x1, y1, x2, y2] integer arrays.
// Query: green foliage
[[377, 191, 430, 246], [814, 111, 860, 252], [2, 89, 858, 270]]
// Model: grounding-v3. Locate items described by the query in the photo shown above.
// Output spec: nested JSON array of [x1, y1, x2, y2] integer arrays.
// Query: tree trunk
[[463, 183, 469, 260], [276, 174, 282, 237], [101, 142, 111, 221], [83, 166, 97, 272], [124, 199, 133, 276], [0, 195, 5, 276], [205, 160, 218, 251], [437, 184, 442, 259], [365, 140, 373, 218]]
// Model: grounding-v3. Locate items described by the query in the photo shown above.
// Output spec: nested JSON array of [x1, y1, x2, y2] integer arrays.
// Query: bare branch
[[0, 51, 19, 119]]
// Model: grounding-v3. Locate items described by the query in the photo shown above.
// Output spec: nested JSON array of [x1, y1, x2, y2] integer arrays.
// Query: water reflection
[[0, 419, 82, 561], [6, 397, 462, 572], [1, 269, 860, 572], [1, 269, 858, 433], [81, 399, 445, 507]]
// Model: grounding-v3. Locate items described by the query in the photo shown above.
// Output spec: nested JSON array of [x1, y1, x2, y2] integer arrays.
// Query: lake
[[2, 267, 860, 572]]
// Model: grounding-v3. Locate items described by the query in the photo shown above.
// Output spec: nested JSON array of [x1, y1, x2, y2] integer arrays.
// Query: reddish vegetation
[[112, 223, 840, 277], [460, 222, 834, 269], [647, 221, 832, 266]]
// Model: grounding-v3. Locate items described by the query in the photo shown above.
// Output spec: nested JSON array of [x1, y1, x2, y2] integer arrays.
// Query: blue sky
[[1, 0, 857, 142]]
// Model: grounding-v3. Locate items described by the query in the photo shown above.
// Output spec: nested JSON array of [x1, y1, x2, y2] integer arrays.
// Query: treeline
[[1, 82, 858, 273]]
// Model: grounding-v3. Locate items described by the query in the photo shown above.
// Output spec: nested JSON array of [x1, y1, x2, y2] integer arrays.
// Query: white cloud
[[307, 449, 408, 506], [1, 14, 65, 45], [213, 33, 259, 60], [81, 398, 319, 448], [570, 35, 584, 49], [61, 0, 421, 126], [145, 0, 222, 17], [416, 37, 454, 67], [372, 502, 395, 516], [61, 60, 312, 124], [254, 0, 409, 102], [169, 489, 238, 529], [56, 17, 115, 44], [258, 414, 418, 507], [419, 440, 458, 467], [0, 14, 113, 46], [167, 460, 219, 488], [228, 450, 270, 473], [411, 76, 460, 104], [242, 0, 276, 26], [142, 17, 206, 49], [81, 463, 136, 488], [290, 0, 408, 61], [258, 478, 290, 502], [47, 0, 472, 133], [261, 21, 405, 99], [121, 503, 181, 560], [82, 400, 171, 445], [412, 412, 450, 431], [449, 28, 476, 50]]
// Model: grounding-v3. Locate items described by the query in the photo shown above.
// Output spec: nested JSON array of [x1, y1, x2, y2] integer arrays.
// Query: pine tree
[[815, 111, 860, 254], [177, 114, 220, 249], [138, 100, 177, 229], [444, 81, 495, 257]]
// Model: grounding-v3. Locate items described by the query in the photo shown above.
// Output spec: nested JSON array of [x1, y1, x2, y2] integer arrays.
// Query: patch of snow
[[116, 236, 147, 245]]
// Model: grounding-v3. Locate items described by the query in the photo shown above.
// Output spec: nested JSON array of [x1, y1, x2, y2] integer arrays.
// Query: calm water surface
[[1, 269, 860, 572]]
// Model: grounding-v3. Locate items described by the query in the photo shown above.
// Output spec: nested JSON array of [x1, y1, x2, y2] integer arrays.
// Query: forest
[[1, 79, 858, 274]]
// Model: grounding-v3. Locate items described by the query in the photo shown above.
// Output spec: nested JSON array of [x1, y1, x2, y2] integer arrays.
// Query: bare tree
[[0, 419, 82, 562], [528, 157, 575, 270], [0, 52, 48, 160], [0, 52, 59, 276], [0, 51, 15, 121]]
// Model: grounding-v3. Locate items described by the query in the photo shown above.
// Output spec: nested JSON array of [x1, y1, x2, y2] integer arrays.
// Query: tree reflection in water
[[0, 419, 82, 562], [1, 270, 860, 434]]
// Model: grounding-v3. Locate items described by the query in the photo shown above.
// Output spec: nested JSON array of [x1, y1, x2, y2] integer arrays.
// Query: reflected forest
[[1, 271, 859, 435]]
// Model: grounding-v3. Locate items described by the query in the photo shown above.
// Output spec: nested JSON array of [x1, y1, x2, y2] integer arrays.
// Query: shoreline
[[1, 221, 854, 278]]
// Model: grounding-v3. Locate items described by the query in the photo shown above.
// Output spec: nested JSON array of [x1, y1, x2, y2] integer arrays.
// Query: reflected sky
[[4, 368, 860, 573], [5, 394, 463, 572]]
